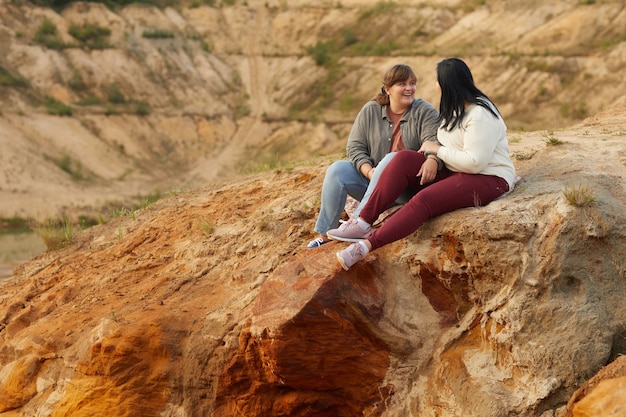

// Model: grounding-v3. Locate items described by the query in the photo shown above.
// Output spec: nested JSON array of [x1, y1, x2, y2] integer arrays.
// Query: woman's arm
[[346, 102, 387, 173], [423, 106, 503, 174]]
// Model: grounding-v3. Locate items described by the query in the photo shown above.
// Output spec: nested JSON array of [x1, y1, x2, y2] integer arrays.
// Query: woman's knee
[[389, 150, 422, 169], [325, 160, 354, 179]]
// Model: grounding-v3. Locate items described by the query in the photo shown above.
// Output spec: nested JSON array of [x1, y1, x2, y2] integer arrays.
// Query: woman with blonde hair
[[307, 64, 441, 248]]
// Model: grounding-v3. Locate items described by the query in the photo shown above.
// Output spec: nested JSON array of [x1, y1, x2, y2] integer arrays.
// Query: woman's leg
[[314, 160, 369, 235], [358, 150, 433, 225], [353, 152, 393, 218], [367, 172, 509, 250], [330, 150, 454, 244]]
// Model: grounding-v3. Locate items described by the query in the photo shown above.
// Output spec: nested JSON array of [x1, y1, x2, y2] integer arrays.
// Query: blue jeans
[[314, 153, 408, 234], [352, 152, 413, 218]]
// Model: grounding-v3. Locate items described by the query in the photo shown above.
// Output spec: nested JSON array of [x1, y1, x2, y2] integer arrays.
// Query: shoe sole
[[327, 232, 371, 243], [336, 252, 350, 270]]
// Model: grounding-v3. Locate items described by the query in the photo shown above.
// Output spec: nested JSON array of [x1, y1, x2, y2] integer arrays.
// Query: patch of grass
[[78, 215, 100, 228], [68, 23, 111, 49], [68, 70, 87, 91], [306, 40, 338, 67], [512, 151, 533, 160], [0, 217, 31, 233], [134, 100, 151, 116], [200, 41, 211, 53], [75, 95, 104, 106], [134, 191, 162, 209], [0, 67, 28, 87], [234, 102, 250, 119], [142, 29, 175, 39], [54, 154, 83, 180], [110, 310, 122, 322], [563, 183, 596, 207], [109, 191, 162, 220], [104, 105, 120, 115], [197, 219, 215, 235], [44, 97, 73, 116], [111, 207, 136, 220], [107, 84, 126, 104], [542, 131, 563, 146], [34, 18, 64, 49], [30, 217, 74, 251], [257, 218, 269, 231]]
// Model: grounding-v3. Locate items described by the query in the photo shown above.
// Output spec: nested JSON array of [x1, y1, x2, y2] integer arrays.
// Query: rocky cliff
[[0, 100, 625, 416]]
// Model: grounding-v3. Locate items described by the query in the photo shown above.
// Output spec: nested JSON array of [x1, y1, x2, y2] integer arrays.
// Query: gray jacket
[[346, 98, 440, 171]]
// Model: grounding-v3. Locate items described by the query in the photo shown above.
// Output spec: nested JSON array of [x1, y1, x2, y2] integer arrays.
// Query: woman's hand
[[417, 158, 438, 185], [418, 142, 442, 184]]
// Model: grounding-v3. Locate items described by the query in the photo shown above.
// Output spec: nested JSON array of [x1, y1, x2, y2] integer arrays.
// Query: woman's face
[[386, 79, 416, 110]]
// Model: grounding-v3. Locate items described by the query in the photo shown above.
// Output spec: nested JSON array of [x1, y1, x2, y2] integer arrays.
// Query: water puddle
[[0, 232, 46, 280]]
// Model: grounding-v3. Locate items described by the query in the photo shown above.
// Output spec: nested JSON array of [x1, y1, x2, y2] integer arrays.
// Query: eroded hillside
[[0, 0, 625, 220]]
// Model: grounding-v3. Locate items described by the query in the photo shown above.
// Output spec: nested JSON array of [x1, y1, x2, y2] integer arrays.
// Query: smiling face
[[386, 79, 416, 114]]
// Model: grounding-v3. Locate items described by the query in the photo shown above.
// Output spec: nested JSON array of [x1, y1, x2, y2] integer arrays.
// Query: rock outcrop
[[0, 101, 625, 416]]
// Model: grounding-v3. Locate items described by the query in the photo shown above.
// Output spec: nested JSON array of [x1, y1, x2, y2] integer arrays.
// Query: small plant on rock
[[542, 131, 563, 146], [563, 183, 596, 207]]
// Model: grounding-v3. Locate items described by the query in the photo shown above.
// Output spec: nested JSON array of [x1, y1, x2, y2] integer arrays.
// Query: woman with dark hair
[[306, 64, 441, 248], [327, 58, 517, 270]]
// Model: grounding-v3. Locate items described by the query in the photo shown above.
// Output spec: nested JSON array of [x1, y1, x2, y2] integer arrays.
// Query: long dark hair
[[437, 58, 500, 131], [373, 64, 417, 106]]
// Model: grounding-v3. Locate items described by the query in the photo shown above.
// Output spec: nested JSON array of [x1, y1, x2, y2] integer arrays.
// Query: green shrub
[[306, 40, 338, 67], [75, 96, 104, 106], [134, 100, 151, 115], [142, 29, 175, 39], [107, 84, 126, 103], [34, 18, 64, 49], [56, 154, 83, 180], [68, 70, 87, 91], [0, 67, 28, 87], [44, 97, 73, 116], [31, 217, 74, 251], [68, 23, 111, 49]]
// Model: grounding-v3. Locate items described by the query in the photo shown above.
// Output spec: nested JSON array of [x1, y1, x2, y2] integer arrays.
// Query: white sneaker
[[336, 242, 368, 270], [327, 219, 372, 242]]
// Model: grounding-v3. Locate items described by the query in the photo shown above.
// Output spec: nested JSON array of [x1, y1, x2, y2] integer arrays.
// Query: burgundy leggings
[[360, 150, 510, 251]]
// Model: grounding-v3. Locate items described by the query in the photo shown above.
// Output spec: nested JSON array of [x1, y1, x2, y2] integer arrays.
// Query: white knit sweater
[[436, 102, 517, 190]]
